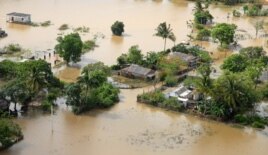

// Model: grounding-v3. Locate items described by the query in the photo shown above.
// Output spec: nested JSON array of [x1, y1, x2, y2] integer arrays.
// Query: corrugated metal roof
[[7, 12, 31, 17]]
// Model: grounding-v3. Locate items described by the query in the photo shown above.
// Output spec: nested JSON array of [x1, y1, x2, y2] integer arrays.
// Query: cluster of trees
[[65, 62, 120, 114], [187, 46, 268, 127], [0, 60, 63, 113]]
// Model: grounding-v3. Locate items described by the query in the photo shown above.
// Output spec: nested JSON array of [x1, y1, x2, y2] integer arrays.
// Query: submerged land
[[1, 0, 268, 155]]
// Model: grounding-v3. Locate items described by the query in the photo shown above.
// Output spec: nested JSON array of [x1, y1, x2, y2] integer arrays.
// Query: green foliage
[[172, 44, 212, 63], [111, 21, 124, 36], [3, 44, 22, 54], [66, 64, 119, 114], [196, 28, 211, 40], [95, 83, 120, 108], [155, 22, 176, 52], [40, 21, 51, 27], [144, 51, 163, 69], [83, 40, 97, 52], [82, 62, 111, 76], [127, 45, 144, 65], [164, 75, 177, 87], [162, 97, 184, 111], [0, 119, 23, 149], [55, 33, 83, 64], [232, 10, 241, 17], [212, 72, 259, 112], [0, 60, 18, 79], [58, 24, 69, 30], [194, 10, 213, 25], [221, 54, 248, 72], [137, 90, 165, 106], [234, 114, 268, 129], [211, 23, 237, 46], [246, 4, 268, 16]]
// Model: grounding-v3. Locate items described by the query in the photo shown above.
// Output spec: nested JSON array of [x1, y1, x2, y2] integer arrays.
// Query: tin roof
[[7, 12, 31, 17]]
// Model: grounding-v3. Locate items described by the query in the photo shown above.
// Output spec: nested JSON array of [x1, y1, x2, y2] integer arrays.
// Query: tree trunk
[[164, 38, 167, 52]]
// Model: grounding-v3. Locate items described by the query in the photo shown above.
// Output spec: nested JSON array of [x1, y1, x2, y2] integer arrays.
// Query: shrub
[[196, 29, 211, 40], [58, 24, 69, 30], [162, 97, 184, 111], [137, 90, 165, 106], [164, 75, 177, 87]]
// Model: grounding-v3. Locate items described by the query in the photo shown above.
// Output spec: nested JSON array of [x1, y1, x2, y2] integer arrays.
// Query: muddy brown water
[[1, 0, 268, 155]]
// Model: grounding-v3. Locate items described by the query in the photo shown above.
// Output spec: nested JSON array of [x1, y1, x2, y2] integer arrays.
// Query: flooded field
[[1, 0, 268, 155]]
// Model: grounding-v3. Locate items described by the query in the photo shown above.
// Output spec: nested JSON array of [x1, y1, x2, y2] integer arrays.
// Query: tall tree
[[55, 33, 83, 64], [154, 22, 176, 52]]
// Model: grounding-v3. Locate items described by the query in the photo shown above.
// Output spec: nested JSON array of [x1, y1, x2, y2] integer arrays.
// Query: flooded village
[[1, 0, 268, 155]]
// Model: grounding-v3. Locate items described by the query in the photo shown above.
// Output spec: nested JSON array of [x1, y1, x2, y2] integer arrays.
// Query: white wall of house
[[7, 15, 31, 23]]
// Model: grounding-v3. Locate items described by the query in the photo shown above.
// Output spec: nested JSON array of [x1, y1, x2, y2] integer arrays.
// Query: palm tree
[[27, 67, 47, 94], [154, 22, 176, 52]]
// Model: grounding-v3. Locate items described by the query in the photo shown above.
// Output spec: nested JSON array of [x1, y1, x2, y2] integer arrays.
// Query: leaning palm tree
[[154, 22, 176, 52]]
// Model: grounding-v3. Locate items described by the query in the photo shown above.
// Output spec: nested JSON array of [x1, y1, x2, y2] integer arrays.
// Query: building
[[165, 85, 200, 107], [170, 52, 198, 68], [6, 12, 31, 24], [120, 64, 156, 80]]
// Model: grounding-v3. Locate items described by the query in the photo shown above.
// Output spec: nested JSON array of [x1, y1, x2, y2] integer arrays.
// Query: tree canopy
[[111, 21, 125, 36], [211, 23, 237, 47], [55, 33, 83, 64]]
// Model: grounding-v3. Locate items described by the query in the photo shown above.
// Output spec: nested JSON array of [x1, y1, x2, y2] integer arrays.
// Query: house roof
[[7, 12, 31, 17], [170, 52, 196, 62], [122, 64, 154, 76]]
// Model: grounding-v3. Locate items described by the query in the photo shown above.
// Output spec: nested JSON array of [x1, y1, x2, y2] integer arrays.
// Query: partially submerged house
[[170, 52, 198, 68], [120, 64, 156, 80], [165, 85, 200, 107], [6, 12, 31, 24]]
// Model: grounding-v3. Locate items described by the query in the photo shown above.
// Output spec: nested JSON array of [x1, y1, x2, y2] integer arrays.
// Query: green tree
[[127, 45, 144, 65], [212, 72, 259, 112], [144, 51, 163, 69], [221, 54, 248, 72], [211, 23, 237, 47], [55, 33, 83, 64], [239, 46, 266, 60], [111, 21, 125, 36], [155, 22, 176, 52], [195, 63, 213, 96], [194, 10, 213, 25]]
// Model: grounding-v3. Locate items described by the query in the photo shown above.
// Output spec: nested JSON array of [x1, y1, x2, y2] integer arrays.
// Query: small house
[[170, 52, 198, 68], [6, 12, 31, 24], [120, 64, 155, 80]]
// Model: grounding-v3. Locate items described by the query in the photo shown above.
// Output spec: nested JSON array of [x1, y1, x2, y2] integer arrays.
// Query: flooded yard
[[1, 0, 268, 155]]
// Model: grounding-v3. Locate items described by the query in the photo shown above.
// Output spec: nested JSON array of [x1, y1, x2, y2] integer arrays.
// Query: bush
[[137, 90, 165, 106], [164, 75, 177, 87], [83, 40, 96, 52], [58, 24, 69, 30], [4, 44, 22, 53], [252, 121, 265, 129], [196, 29, 211, 40], [162, 97, 184, 111], [0, 119, 23, 149], [111, 21, 124, 36]]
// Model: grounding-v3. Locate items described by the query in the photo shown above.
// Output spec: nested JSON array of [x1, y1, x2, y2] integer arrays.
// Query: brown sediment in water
[[0, 0, 268, 155]]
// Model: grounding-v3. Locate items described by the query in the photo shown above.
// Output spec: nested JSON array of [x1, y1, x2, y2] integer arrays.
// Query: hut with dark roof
[[120, 64, 155, 80]]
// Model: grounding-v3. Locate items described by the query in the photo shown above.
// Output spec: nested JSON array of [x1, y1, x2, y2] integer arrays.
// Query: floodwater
[[1, 0, 268, 155]]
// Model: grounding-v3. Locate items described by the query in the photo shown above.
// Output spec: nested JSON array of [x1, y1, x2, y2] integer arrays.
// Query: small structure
[[170, 52, 198, 68], [6, 12, 31, 24], [165, 85, 200, 107], [120, 64, 155, 80]]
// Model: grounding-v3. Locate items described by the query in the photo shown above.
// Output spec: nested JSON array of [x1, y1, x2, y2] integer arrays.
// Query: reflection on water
[[0, 0, 268, 155]]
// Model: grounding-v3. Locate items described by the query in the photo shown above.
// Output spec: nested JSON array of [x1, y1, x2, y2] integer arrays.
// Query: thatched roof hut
[[120, 64, 155, 80]]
